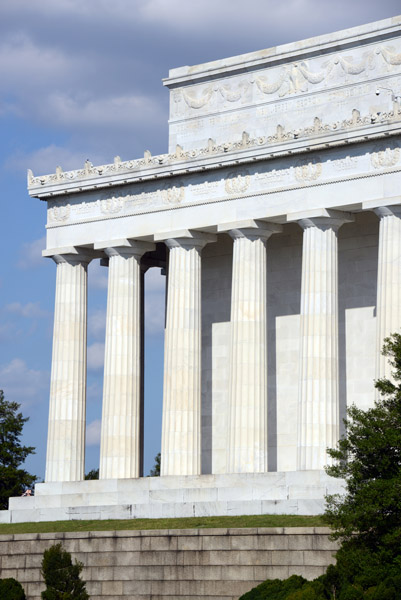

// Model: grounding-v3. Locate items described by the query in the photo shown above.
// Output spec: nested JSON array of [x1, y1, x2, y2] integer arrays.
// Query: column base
[[1, 471, 344, 523]]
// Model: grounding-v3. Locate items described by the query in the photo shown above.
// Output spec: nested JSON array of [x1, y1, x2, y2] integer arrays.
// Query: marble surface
[[373, 206, 401, 380], [98, 241, 154, 479], [221, 222, 282, 473], [45, 253, 91, 482], [159, 232, 216, 476], [0, 470, 345, 523], [292, 211, 353, 470]]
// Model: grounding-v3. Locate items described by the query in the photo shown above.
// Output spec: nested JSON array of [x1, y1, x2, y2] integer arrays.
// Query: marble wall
[[200, 212, 378, 474]]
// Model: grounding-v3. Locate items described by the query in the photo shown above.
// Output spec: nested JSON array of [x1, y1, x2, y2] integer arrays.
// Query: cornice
[[28, 108, 401, 201], [164, 16, 401, 87]]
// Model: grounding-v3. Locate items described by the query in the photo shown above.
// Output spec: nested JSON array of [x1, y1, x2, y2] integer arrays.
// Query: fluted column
[[223, 221, 282, 473], [99, 241, 155, 480], [374, 206, 401, 381], [295, 210, 352, 470], [46, 252, 91, 482], [160, 231, 216, 476]]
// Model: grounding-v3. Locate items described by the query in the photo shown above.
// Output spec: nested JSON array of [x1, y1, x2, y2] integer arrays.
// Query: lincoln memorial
[[2, 15, 401, 522]]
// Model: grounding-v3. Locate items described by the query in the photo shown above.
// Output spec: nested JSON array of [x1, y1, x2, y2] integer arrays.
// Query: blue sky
[[1, 0, 400, 480]]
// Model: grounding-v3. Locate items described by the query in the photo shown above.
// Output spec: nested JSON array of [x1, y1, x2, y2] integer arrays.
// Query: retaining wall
[[0, 527, 338, 600]]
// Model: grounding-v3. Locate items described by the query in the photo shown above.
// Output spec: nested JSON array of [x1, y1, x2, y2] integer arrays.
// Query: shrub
[[0, 578, 26, 600], [239, 574, 308, 599], [41, 543, 89, 600]]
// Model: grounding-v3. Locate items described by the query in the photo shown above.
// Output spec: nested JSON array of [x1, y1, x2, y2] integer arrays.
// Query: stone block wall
[[0, 527, 338, 599]]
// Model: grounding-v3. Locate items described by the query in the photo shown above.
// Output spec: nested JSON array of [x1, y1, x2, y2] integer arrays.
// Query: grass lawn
[[0, 514, 326, 535]]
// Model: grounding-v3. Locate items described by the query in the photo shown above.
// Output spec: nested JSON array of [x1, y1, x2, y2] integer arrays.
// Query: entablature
[[41, 132, 401, 253], [28, 109, 401, 200]]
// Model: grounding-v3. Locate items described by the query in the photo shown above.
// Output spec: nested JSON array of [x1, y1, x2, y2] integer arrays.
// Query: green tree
[[0, 578, 26, 600], [149, 452, 161, 476], [0, 390, 36, 509], [240, 334, 401, 599], [84, 468, 99, 480], [239, 575, 309, 600], [41, 543, 89, 600], [324, 332, 401, 593]]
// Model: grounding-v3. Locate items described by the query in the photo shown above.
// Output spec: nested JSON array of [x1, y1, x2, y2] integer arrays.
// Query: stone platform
[[0, 471, 344, 523], [0, 527, 339, 599]]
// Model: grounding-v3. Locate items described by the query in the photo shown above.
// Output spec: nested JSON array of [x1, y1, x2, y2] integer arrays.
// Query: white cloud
[[87, 381, 103, 403], [6, 145, 103, 177], [86, 419, 101, 446], [0, 22, 166, 168], [5, 301, 49, 319], [3, 0, 396, 38], [145, 298, 165, 336], [145, 267, 165, 293], [17, 237, 46, 270], [138, 0, 399, 37], [145, 297, 165, 335], [143, 267, 165, 335], [43, 92, 163, 131], [87, 342, 105, 370], [0, 34, 81, 96], [0, 1, 136, 22], [1, 0, 395, 180], [0, 358, 49, 409], [88, 308, 107, 340], [89, 260, 109, 290], [0, 323, 13, 341]]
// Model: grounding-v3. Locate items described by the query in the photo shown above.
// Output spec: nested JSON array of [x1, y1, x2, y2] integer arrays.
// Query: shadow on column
[[267, 224, 303, 472], [338, 212, 379, 436], [201, 234, 232, 474]]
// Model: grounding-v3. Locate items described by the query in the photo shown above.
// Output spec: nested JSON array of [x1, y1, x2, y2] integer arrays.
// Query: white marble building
[[2, 15, 401, 522]]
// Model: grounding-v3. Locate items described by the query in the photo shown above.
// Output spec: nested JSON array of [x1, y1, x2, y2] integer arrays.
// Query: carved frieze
[[48, 202, 71, 222], [225, 170, 250, 194], [161, 182, 185, 204], [332, 156, 359, 171], [191, 181, 219, 196], [255, 169, 286, 184], [100, 196, 124, 214], [182, 86, 214, 109], [371, 144, 400, 169], [294, 158, 322, 182], [178, 44, 401, 112]]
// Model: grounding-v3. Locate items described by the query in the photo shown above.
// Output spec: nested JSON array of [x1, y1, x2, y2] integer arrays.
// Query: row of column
[[45, 205, 401, 482]]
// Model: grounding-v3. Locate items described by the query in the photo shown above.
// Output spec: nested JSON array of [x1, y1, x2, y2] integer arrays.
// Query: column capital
[[362, 196, 401, 216], [218, 219, 282, 241], [43, 246, 102, 265], [287, 208, 354, 232], [94, 239, 155, 259], [155, 229, 217, 250], [373, 205, 401, 219]]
